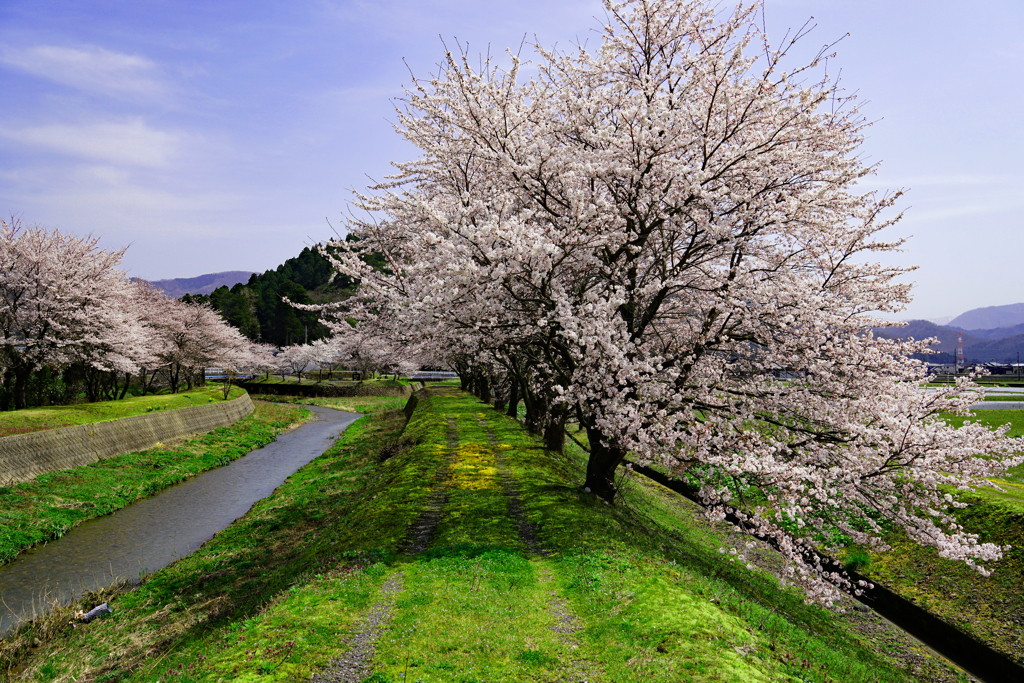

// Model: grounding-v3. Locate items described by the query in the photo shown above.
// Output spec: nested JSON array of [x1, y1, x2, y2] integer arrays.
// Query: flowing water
[[0, 404, 361, 635]]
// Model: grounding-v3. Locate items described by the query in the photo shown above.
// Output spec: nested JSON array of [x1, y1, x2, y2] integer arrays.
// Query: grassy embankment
[[929, 376, 1024, 386], [0, 400, 311, 566], [265, 395, 409, 414], [564, 405, 1024, 667], [246, 375, 413, 387], [0, 387, 247, 439], [2, 388, 969, 682], [854, 409, 1024, 663], [967, 395, 1024, 401]]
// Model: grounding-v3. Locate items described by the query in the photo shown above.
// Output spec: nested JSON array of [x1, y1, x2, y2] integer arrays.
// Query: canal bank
[[0, 404, 360, 635], [0, 400, 310, 568]]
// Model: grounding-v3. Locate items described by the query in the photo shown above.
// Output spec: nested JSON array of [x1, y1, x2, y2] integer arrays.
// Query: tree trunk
[[83, 367, 100, 403], [170, 363, 181, 393], [506, 380, 520, 418], [479, 374, 491, 404], [1, 368, 13, 411], [13, 365, 31, 410], [544, 405, 566, 453], [118, 372, 131, 400], [583, 425, 626, 502]]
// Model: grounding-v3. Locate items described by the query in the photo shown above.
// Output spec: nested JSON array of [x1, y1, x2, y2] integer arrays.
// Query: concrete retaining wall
[[0, 393, 255, 485]]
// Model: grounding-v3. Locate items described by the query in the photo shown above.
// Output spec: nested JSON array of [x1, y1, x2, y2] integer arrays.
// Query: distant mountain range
[[145, 271, 256, 299], [948, 302, 1024, 330], [875, 317, 1024, 363]]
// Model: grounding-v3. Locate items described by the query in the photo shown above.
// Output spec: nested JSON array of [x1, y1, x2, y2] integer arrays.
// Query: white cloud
[[0, 119, 180, 167], [0, 44, 165, 100]]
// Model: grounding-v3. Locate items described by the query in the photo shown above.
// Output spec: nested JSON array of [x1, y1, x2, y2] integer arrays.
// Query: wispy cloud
[[0, 119, 180, 167], [0, 44, 165, 100]]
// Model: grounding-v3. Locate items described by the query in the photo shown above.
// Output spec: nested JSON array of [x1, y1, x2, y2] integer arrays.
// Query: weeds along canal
[[0, 405, 361, 635]]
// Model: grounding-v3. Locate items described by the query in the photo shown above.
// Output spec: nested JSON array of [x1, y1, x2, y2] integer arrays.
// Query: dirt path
[[476, 415, 546, 555], [402, 416, 457, 555]]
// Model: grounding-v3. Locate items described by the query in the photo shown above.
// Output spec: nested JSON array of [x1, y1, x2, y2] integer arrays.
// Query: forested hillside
[[182, 239, 381, 347]]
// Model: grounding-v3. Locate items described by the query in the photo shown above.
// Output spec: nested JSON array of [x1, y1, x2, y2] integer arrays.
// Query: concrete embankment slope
[[0, 393, 254, 484]]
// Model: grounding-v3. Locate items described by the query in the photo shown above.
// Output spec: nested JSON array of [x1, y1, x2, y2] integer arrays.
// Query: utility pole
[[956, 332, 964, 376]]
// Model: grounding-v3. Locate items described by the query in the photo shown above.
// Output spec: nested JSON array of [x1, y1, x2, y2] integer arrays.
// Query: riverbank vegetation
[[0, 400, 309, 566], [0, 386, 247, 439], [263, 394, 408, 414], [850, 409, 1024, 665], [1, 389, 969, 682]]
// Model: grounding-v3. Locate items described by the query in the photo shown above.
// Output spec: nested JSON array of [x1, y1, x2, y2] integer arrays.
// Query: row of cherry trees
[[0, 215, 423, 409], [321, 0, 1024, 603], [0, 218, 258, 409]]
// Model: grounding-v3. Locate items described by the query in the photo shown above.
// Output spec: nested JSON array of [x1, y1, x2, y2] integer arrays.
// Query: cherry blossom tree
[[278, 343, 318, 384], [247, 342, 283, 382], [323, 0, 1024, 602], [0, 218, 131, 408], [151, 298, 250, 393]]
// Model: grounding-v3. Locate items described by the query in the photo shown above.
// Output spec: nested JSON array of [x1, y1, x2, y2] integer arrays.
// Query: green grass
[[263, 394, 409, 414], [941, 408, 1024, 481], [246, 375, 406, 387], [1, 390, 968, 682], [0, 386, 247, 438], [847, 408, 1024, 664], [0, 400, 310, 566], [929, 376, 1024, 386], [969, 395, 1024, 401]]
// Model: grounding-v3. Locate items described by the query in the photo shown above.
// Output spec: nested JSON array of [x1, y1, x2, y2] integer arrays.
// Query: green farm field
[[264, 394, 409, 414]]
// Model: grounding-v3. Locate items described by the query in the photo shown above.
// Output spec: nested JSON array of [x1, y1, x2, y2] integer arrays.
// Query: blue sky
[[1, 1, 1021, 321]]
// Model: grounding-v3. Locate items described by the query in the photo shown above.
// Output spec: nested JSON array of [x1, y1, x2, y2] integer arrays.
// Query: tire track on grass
[[312, 415, 459, 682], [476, 414, 603, 682], [476, 415, 545, 556], [402, 416, 457, 555], [309, 572, 404, 683]]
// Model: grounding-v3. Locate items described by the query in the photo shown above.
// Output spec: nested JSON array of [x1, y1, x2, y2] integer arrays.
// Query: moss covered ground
[[0, 388, 973, 682], [0, 387, 247, 439], [0, 400, 310, 566]]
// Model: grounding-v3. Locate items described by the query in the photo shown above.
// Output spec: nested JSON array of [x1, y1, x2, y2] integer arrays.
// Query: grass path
[[1, 389, 972, 682]]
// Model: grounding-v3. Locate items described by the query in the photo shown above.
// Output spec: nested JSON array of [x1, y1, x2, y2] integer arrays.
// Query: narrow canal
[[0, 404, 361, 635]]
